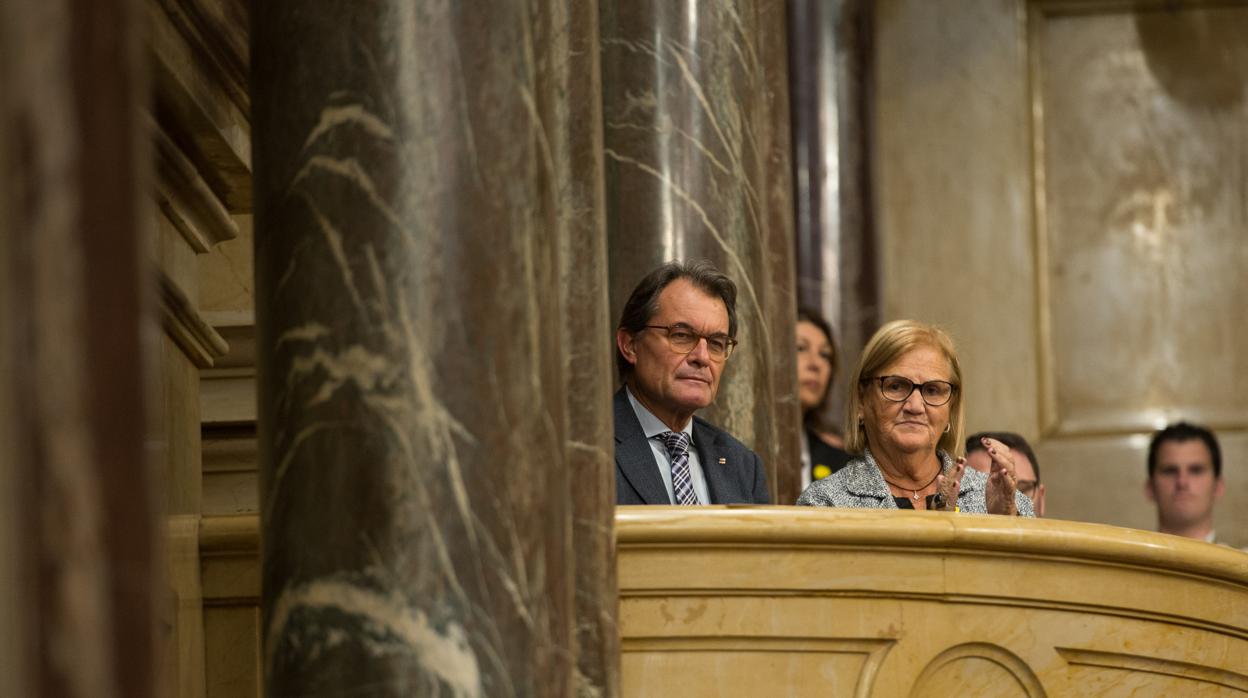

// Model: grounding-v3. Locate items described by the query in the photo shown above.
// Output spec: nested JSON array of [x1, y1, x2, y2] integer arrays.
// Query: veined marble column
[[788, 0, 879, 434], [253, 1, 615, 696], [757, 0, 804, 504], [601, 0, 801, 502], [543, 2, 622, 696]]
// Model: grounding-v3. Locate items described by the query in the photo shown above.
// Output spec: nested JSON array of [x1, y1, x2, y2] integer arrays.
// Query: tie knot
[[661, 431, 690, 457]]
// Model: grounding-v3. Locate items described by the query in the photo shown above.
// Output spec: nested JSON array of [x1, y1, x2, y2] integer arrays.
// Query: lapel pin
[[718, 458, 726, 464]]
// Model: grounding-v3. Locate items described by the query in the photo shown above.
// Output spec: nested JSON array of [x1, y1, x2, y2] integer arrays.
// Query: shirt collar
[[625, 386, 695, 442]]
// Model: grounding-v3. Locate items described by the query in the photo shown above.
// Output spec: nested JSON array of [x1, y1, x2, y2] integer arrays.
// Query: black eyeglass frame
[[642, 323, 738, 361], [862, 375, 958, 407]]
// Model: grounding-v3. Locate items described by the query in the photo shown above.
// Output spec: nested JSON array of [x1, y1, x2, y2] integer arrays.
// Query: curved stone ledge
[[617, 506, 1248, 697], [198, 508, 1248, 696], [617, 506, 1248, 587]]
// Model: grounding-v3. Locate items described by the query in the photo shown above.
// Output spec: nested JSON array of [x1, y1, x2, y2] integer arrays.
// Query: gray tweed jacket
[[796, 447, 1035, 516]]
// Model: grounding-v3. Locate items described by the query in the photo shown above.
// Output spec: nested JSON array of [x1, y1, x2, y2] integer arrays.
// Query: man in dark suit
[[613, 260, 770, 505]]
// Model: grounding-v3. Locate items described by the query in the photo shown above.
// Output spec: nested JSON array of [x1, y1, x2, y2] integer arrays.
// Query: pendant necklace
[[883, 468, 941, 500]]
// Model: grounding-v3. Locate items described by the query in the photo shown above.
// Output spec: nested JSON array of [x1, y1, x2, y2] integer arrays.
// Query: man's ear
[[616, 328, 638, 366], [1144, 478, 1156, 503], [1216, 476, 1226, 500]]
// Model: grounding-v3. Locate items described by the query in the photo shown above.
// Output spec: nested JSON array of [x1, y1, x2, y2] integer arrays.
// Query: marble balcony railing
[[617, 506, 1248, 697], [200, 507, 1248, 697]]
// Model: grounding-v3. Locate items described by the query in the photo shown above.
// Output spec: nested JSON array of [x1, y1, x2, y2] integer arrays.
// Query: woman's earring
[[943, 423, 951, 433]]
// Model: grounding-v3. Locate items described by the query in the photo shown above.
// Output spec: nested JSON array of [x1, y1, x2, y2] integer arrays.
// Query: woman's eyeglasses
[[864, 375, 956, 406]]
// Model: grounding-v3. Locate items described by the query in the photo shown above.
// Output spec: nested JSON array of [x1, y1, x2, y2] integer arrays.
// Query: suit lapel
[[614, 388, 672, 504], [693, 418, 727, 505]]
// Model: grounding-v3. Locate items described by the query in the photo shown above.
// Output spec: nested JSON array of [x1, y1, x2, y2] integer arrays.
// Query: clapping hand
[[933, 458, 966, 511], [981, 436, 1019, 516]]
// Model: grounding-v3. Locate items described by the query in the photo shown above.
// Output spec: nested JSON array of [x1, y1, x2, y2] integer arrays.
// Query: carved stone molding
[[617, 507, 1248, 696], [154, 120, 238, 253], [1055, 647, 1248, 693], [161, 271, 228, 369], [622, 636, 895, 696], [913, 642, 1046, 698], [148, 0, 251, 212], [194, 509, 1248, 697], [199, 311, 254, 426], [201, 310, 254, 368], [200, 514, 260, 605], [154, 0, 248, 113]]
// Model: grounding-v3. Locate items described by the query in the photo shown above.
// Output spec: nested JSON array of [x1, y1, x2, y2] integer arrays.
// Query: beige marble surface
[[202, 508, 1248, 696], [618, 506, 1248, 697], [872, 0, 1248, 549]]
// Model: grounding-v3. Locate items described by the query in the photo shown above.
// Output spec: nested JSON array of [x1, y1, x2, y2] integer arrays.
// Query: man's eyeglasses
[[864, 375, 957, 406], [643, 324, 737, 361]]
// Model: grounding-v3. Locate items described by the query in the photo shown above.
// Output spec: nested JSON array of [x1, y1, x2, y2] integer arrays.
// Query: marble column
[[0, 0, 157, 696], [788, 0, 880, 428], [601, 0, 801, 502], [253, 2, 611, 696], [543, 2, 622, 696], [758, 0, 804, 504]]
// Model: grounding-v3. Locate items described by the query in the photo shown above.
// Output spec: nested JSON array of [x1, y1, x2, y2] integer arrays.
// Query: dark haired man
[[1146, 422, 1224, 543], [966, 431, 1045, 517], [613, 260, 769, 505]]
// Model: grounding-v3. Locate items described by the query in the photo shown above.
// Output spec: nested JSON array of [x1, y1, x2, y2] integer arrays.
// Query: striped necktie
[[661, 431, 699, 505]]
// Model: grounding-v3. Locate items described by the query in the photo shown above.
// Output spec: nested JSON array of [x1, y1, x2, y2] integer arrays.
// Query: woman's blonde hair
[[844, 320, 964, 457]]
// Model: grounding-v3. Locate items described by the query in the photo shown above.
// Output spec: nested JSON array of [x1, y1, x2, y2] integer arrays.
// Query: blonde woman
[[797, 320, 1032, 515]]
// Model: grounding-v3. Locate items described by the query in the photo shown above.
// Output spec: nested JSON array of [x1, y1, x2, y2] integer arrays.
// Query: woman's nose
[[902, 390, 926, 411]]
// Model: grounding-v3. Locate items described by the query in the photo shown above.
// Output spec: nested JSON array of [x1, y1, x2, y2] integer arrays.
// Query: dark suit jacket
[[614, 387, 770, 505]]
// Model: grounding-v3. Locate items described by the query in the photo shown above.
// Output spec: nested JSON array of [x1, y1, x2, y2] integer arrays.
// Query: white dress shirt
[[626, 387, 711, 505]]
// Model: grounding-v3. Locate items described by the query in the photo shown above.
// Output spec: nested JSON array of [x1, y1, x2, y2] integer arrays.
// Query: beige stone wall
[[873, 0, 1248, 545], [150, 0, 250, 695]]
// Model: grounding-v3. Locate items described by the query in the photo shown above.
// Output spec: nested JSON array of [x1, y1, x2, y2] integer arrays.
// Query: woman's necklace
[[882, 468, 942, 500]]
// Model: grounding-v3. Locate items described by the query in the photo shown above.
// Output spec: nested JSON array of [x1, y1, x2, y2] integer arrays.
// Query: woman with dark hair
[[796, 307, 851, 487]]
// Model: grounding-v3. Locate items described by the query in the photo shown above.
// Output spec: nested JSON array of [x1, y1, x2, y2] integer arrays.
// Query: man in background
[[966, 431, 1045, 517], [1146, 422, 1224, 543]]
